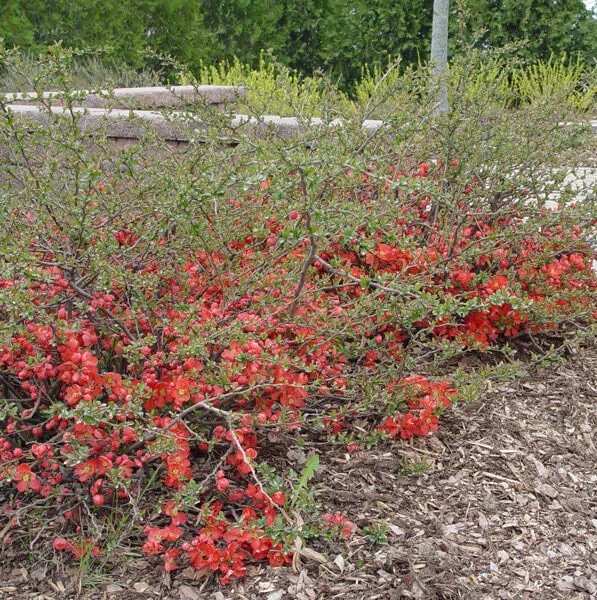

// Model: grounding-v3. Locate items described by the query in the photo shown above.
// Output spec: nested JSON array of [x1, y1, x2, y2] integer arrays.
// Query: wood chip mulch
[[1, 346, 595, 600]]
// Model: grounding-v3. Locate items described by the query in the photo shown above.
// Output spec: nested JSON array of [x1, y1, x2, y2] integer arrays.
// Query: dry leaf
[[299, 547, 328, 564], [531, 456, 549, 478], [287, 448, 308, 465], [388, 523, 405, 537], [535, 483, 558, 498], [178, 584, 201, 600], [333, 554, 345, 572]]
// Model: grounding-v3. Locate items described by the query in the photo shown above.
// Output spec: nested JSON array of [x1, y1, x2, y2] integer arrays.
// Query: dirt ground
[[1, 343, 595, 600]]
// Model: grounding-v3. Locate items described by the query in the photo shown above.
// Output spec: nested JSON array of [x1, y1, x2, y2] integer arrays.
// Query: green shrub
[[0, 48, 160, 93], [3, 46, 594, 119], [0, 47, 595, 588], [182, 52, 351, 117], [513, 54, 596, 113]]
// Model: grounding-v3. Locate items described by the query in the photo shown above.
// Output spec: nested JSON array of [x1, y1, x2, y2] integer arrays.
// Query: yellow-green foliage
[[4, 48, 593, 118], [352, 54, 596, 117], [448, 52, 517, 111], [180, 54, 350, 118], [513, 55, 596, 113], [352, 60, 431, 119]]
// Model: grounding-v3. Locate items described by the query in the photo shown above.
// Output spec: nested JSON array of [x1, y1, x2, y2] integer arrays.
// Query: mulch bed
[[1, 344, 595, 600]]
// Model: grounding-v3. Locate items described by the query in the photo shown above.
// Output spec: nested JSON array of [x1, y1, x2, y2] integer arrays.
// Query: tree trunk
[[430, 0, 449, 114]]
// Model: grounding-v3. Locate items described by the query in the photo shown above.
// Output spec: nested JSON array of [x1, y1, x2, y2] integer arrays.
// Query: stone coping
[[2, 103, 386, 141], [2, 102, 595, 143], [2, 85, 246, 110]]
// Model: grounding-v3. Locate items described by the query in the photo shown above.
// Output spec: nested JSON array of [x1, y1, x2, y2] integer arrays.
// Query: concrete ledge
[[229, 114, 385, 137], [4, 104, 202, 142], [3, 102, 595, 145], [4, 104, 388, 143], [2, 85, 246, 110]]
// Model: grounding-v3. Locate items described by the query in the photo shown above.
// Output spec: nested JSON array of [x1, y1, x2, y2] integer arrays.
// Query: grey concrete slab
[[3, 85, 246, 110]]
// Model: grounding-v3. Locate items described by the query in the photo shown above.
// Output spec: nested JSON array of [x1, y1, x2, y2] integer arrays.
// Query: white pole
[[430, 0, 450, 114]]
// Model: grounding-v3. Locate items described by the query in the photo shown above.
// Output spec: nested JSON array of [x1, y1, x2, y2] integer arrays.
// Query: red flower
[[379, 416, 400, 438], [13, 463, 41, 493], [271, 491, 286, 506], [268, 551, 287, 567], [163, 548, 179, 572], [114, 228, 139, 247], [53, 537, 74, 552], [170, 376, 192, 407], [322, 512, 355, 538], [163, 500, 187, 526], [417, 409, 439, 436]]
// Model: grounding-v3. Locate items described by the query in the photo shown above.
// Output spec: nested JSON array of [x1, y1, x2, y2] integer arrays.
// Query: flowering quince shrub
[[0, 54, 595, 584]]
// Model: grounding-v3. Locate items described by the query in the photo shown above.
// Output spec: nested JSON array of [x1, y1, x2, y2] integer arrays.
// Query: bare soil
[[1, 344, 596, 600]]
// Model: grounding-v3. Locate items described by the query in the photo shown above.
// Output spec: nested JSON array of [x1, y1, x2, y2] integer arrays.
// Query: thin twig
[[313, 253, 413, 298], [288, 228, 317, 319], [288, 171, 319, 319]]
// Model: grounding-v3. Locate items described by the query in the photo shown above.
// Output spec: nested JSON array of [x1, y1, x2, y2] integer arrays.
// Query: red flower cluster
[[322, 512, 356, 538], [379, 376, 456, 439], [0, 158, 594, 582]]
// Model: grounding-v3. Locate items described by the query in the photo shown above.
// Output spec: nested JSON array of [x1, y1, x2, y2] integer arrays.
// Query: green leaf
[[292, 454, 319, 501]]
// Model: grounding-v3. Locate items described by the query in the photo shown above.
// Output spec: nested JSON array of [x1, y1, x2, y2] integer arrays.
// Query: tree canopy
[[460, 0, 597, 62], [1, 0, 595, 89]]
